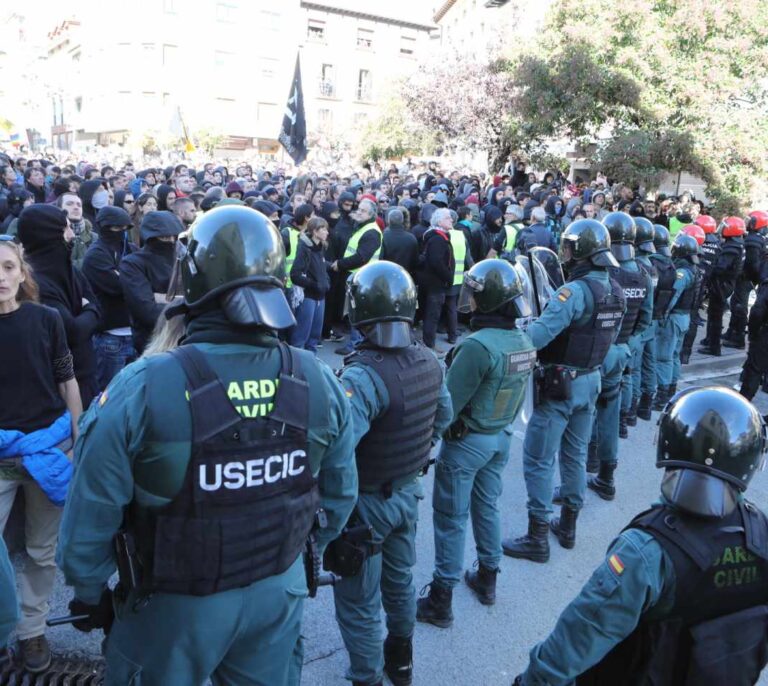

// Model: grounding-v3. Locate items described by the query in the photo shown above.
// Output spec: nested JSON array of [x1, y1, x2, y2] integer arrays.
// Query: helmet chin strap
[[661, 469, 739, 519]]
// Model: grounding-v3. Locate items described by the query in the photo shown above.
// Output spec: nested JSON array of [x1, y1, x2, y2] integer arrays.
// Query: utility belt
[[358, 469, 423, 498], [113, 509, 338, 605], [323, 509, 381, 579], [533, 365, 595, 403]]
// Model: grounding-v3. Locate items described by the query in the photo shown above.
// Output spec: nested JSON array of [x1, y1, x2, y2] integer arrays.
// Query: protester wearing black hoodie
[[77, 178, 109, 225], [421, 208, 455, 351], [469, 205, 503, 263], [17, 204, 102, 407], [82, 206, 138, 389], [119, 211, 183, 354]]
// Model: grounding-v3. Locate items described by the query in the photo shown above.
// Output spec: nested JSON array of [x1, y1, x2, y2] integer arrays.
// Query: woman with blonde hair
[[0, 236, 81, 673], [142, 305, 186, 356], [289, 217, 331, 352]]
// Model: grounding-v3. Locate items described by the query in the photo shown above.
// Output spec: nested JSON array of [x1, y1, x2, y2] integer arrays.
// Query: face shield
[[457, 271, 483, 314], [166, 233, 191, 302]]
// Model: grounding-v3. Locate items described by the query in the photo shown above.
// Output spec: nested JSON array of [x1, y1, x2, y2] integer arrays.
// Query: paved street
[[28, 326, 768, 685]]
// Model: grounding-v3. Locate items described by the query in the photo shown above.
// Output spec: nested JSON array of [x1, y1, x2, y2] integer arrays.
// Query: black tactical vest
[[538, 276, 625, 370], [348, 342, 443, 491], [699, 235, 721, 274], [577, 502, 768, 686], [609, 263, 648, 344], [671, 262, 698, 314], [134, 343, 319, 596], [651, 257, 677, 320], [744, 232, 766, 284]]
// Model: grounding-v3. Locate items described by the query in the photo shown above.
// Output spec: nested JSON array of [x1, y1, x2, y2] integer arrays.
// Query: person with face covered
[[82, 206, 138, 389], [119, 211, 183, 355], [18, 205, 102, 408], [77, 178, 110, 226]]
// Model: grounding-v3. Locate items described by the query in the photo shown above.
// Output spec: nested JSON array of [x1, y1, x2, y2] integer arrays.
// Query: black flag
[[279, 53, 308, 165]]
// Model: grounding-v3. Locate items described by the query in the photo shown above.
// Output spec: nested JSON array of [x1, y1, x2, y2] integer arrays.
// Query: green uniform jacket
[[57, 324, 358, 604], [447, 326, 535, 433]]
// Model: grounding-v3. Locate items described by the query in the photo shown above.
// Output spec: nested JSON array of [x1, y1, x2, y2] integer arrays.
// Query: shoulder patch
[[98, 390, 108, 407], [608, 553, 625, 576], [557, 287, 572, 303], [676, 271, 684, 279]]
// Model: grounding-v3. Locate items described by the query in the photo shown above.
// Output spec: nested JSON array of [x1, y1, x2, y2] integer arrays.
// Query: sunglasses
[[123, 199, 135, 204]]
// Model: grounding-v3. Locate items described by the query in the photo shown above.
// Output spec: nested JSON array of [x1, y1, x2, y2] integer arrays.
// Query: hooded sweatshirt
[[78, 179, 108, 225], [17, 205, 101, 404], [469, 205, 503, 263]]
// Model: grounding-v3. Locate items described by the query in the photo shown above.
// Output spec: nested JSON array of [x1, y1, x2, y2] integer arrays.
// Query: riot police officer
[[723, 210, 768, 349], [513, 386, 768, 686], [680, 214, 720, 363], [418, 260, 535, 622], [603, 212, 653, 436], [652, 233, 699, 410], [503, 220, 624, 562], [630, 218, 657, 422], [57, 205, 358, 685], [699, 216, 746, 357], [739, 254, 768, 401], [331, 261, 452, 686]]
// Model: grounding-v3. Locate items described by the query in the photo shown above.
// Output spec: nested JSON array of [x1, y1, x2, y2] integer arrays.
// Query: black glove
[[68, 588, 114, 634]]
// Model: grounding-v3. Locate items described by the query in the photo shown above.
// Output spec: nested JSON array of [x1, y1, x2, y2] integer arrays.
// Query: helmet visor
[[167, 236, 190, 301], [611, 243, 635, 262]]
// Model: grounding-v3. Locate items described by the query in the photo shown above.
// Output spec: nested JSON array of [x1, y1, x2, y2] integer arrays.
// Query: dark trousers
[[705, 287, 730, 352], [423, 291, 446, 348], [740, 331, 768, 400], [439, 294, 459, 342], [726, 275, 753, 341]]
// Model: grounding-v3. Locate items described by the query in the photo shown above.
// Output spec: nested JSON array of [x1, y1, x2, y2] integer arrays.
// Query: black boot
[[587, 462, 616, 501], [637, 392, 653, 420], [652, 385, 669, 411], [416, 582, 453, 628], [669, 383, 677, 398], [619, 411, 629, 438], [464, 563, 498, 606], [698, 343, 721, 356], [586, 441, 599, 473], [502, 515, 550, 563], [680, 350, 690, 365], [626, 398, 638, 426], [384, 634, 413, 686], [550, 506, 578, 549]]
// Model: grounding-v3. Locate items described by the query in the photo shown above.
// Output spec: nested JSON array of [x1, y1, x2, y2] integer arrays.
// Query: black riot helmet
[[558, 219, 619, 270], [602, 212, 636, 262], [345, 261, 417, 349], [458, 258, 532, 319], [657, 386, 767, 517], [671, 232, 700, 265], [653, 224, 671, 257], [633, 216, 656, 254], [178, 204, 295, 330]]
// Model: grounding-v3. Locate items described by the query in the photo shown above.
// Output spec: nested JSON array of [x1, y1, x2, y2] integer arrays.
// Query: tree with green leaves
[[511, 0, 768, 213]]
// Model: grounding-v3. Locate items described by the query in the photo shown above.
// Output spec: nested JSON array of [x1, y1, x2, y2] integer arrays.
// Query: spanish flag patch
[[345, 390, 353, 398], [608, 554, 625, 575], [557, 288, 572, 303], [98, 391, 108, 407]]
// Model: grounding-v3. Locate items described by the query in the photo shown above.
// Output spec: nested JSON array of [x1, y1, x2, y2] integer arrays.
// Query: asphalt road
[[26, 336, 768, 685]]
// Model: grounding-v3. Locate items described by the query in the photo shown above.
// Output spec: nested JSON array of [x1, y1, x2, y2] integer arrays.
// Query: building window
[[163, 0, 177, 13], [318, 63, 336, 97], [353, 112, 369, 127], [162, 44, 177, 68], [317, 108, 333, 132], [162, 92, 170, 106], [142, 92, 156, 102], [74, 96, 82, 113], [216, 1, 237, 24], [400, 35, 416, 56], [141, 43, 156, 67], [357, 27, 373, 50], [215, 97, 236, 118], [260, 9, 280, 31], [356, 69, 372, 101], [260, 57, 278, 80], [307, 18, 326, 43]]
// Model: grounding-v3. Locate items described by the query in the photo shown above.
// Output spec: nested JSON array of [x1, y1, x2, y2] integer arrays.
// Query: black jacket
[[420, 228, 455, 293], [381, 226, 419, 273], [290, 234, 330, 300], [82, 233, 138, 331], [119, 240, 175, 353]]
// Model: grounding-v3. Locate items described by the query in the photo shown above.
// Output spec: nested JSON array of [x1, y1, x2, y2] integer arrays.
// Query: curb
[[681, 351, 745, 382]]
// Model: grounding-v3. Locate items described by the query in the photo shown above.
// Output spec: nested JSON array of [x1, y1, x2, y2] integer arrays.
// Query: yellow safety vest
[[343, 222, 381, 272], [285, 229, 300, 287], [504, 223, 522, 252], [449, 229, 468, 286]]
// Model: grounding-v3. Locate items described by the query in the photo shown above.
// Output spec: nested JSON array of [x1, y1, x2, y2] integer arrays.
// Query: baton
[[46, 614, 90, 627]]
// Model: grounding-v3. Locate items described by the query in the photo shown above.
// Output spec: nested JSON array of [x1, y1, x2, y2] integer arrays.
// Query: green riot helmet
[[653, 224, 671, 257], [633, 216, 656, 254], [602, 211, 636, 262], [345, 261, 417, 349], [671, 232, 700, 265], [179, 204, 295, 330], [458, 258, 532, 319], [657, 386, 767, 517], [558, 219, 619, 270]]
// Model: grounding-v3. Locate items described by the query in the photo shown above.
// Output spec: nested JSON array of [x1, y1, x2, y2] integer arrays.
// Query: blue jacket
[[0, 412, 72, 505]]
